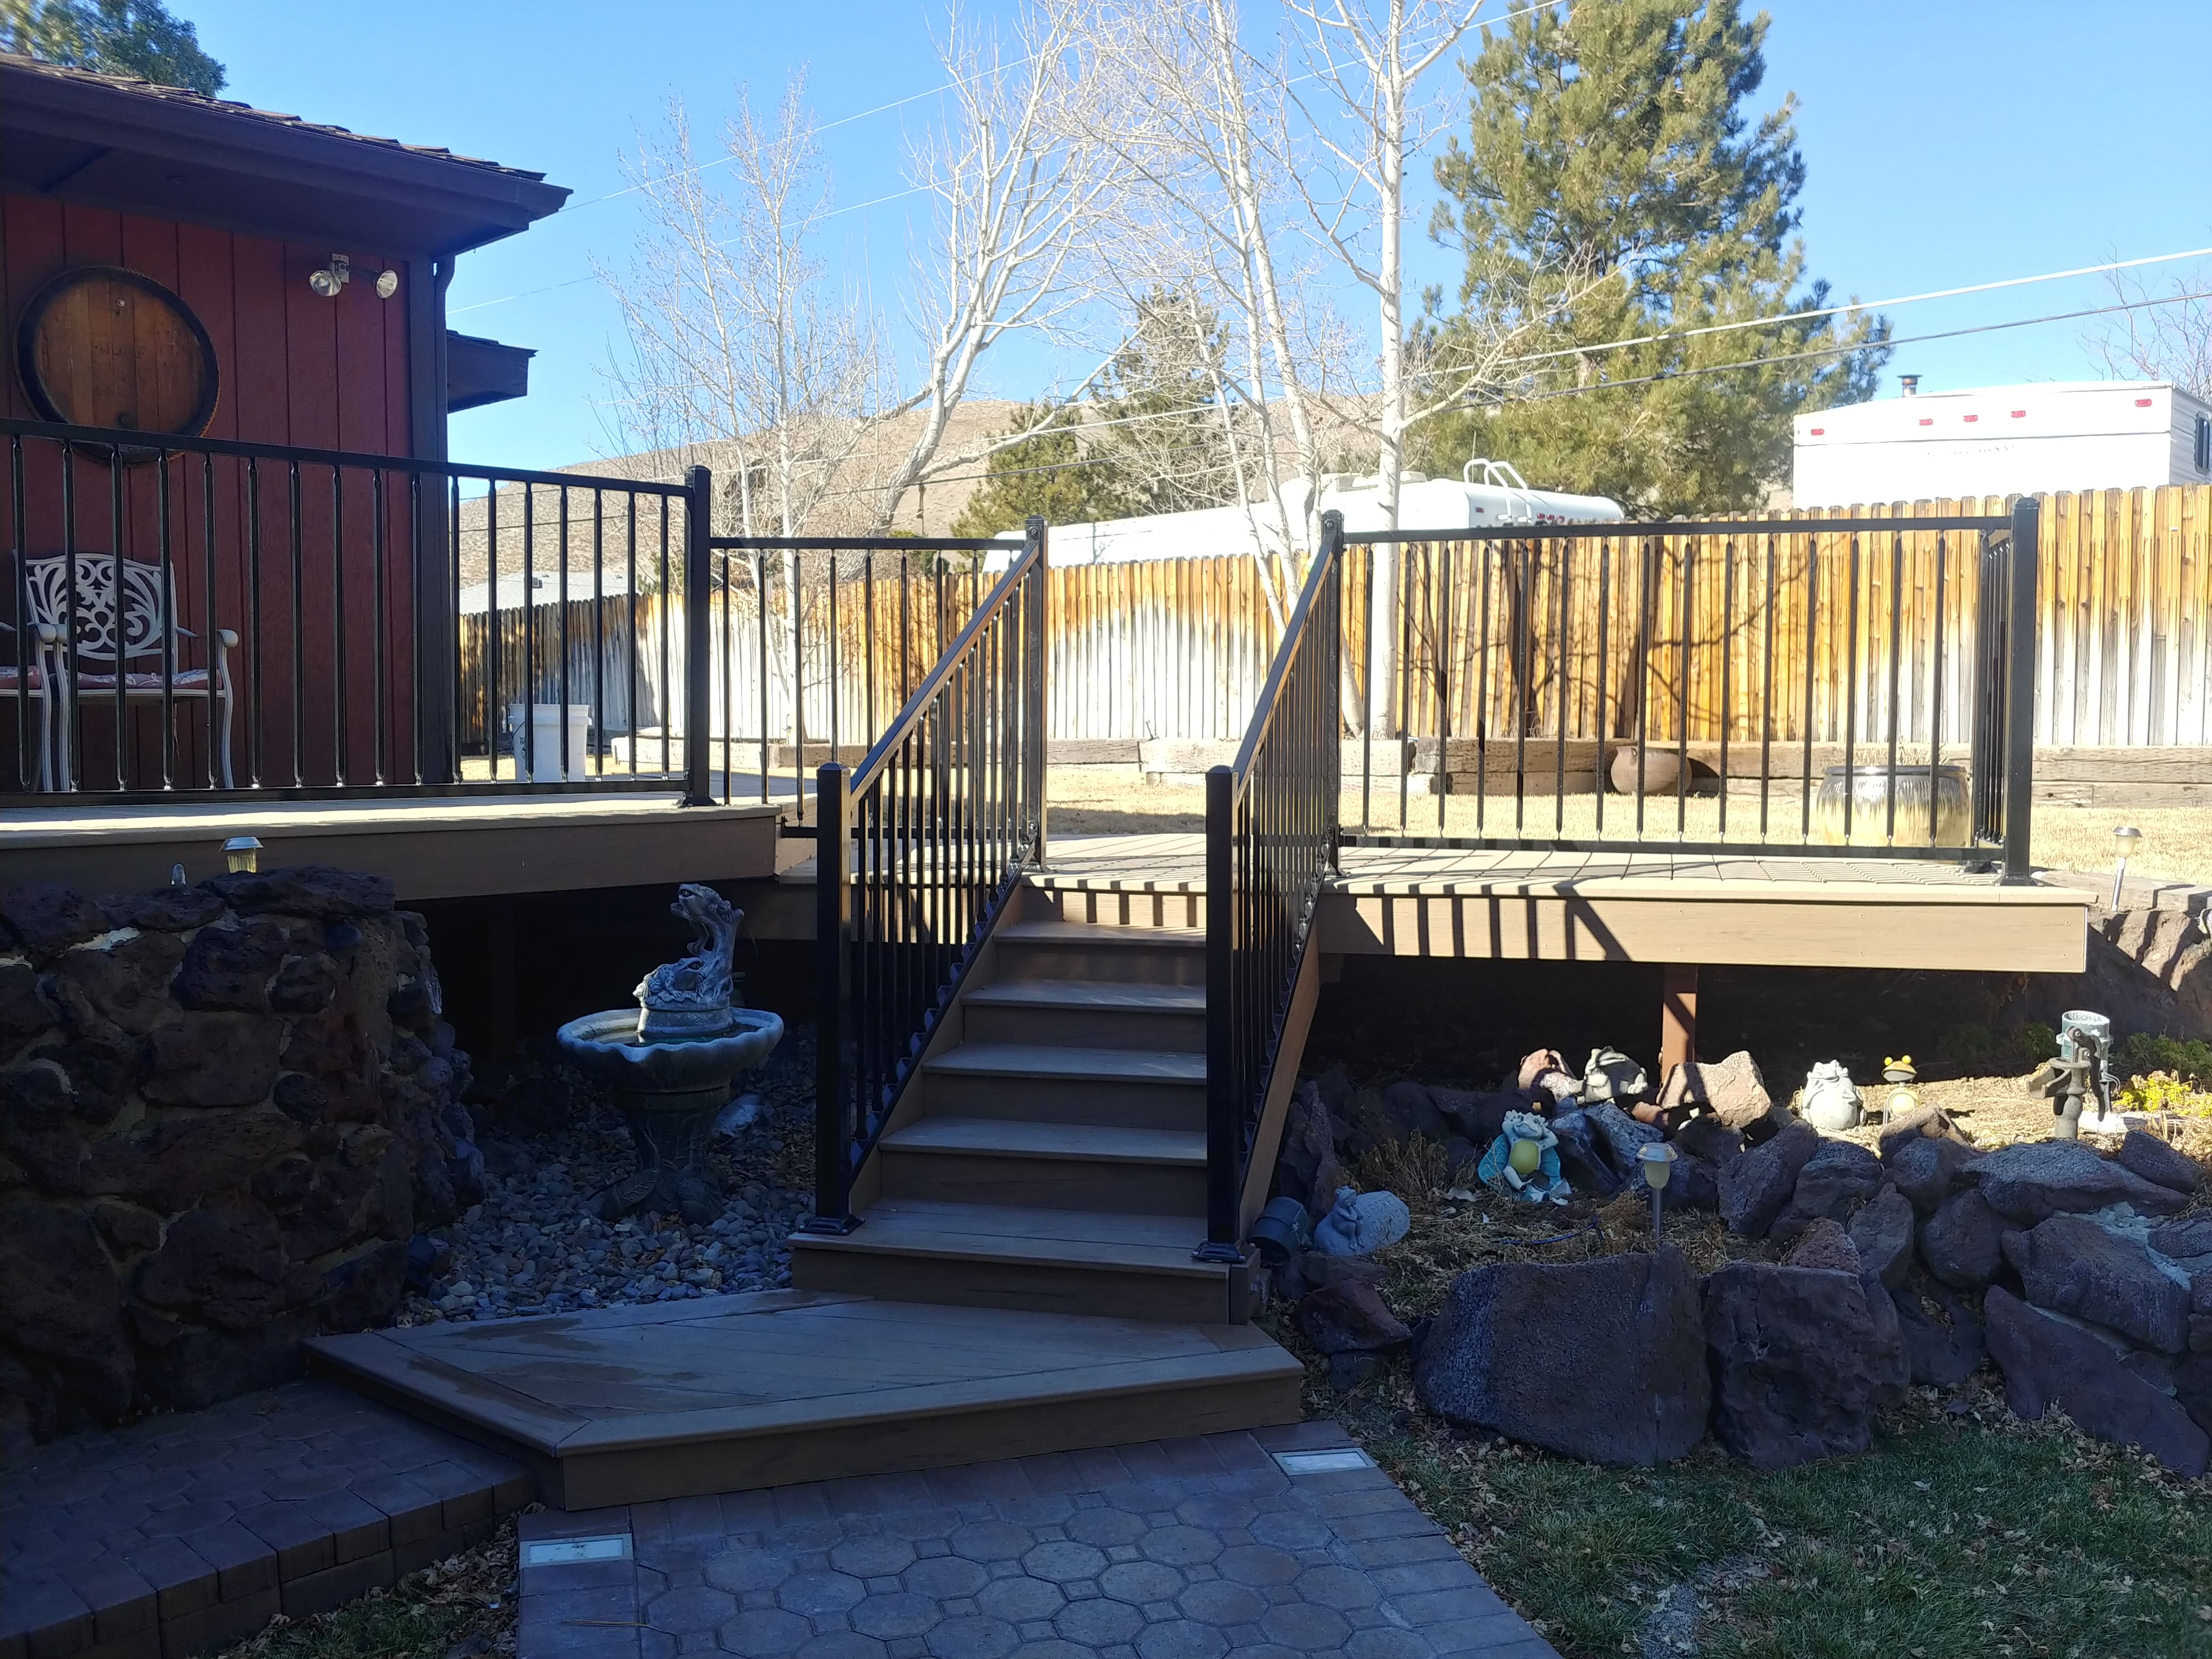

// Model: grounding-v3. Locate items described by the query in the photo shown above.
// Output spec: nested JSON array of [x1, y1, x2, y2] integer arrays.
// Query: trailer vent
[[2196, 413, 2210, 474]]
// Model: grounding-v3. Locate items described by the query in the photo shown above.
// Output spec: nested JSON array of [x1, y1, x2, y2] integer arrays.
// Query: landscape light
[[2111, 824, 2142, 908], [221, 835, 262, 874], [1637, 1142, 1677, 1240]]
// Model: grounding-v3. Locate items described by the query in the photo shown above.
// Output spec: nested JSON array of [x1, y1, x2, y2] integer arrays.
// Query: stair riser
[[878, 1148, 1208, 1215], [963, 1001, 1207, 1052], [993, 939, 1205, 986], [791, 1245, 1235, 1324], [925, 1070, 1206, 1129]]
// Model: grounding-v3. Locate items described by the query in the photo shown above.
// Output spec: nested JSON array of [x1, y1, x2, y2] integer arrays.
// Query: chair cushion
[[0, 665, 50, 690], [67, 669, 214, 693]]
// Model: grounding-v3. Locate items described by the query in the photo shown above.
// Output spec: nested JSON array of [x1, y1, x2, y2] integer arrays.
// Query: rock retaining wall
[[0, 869, 478, 1443]]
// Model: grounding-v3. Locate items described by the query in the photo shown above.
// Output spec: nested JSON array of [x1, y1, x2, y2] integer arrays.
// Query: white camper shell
[[1792, 380, 2212, 507], [1030, 461, 1624, 568]]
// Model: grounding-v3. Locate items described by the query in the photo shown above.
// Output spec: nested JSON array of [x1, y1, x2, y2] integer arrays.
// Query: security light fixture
[[308, 255, 351, 298], [374, 269, 399, 300], [222, 835, 262, 874]]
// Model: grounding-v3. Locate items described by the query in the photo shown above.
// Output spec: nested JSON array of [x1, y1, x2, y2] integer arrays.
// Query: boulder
[[1885, 1135, 1977, 1216], [1275, 1249, 1386, 1302], [1378, 1079, 1454, 1144], [1877, 1105, 1973, 1162], [50, 932, 186, 1035], [1293, 1279, 1410, 1354], [143, 1013, 284, 1107], [0, 883, 109, 959], [2005, 1213, 2191, 1355], [1966, 1141, 2188, 1224], [1848, 1186, 1917, 1290], [2114, 1130, 2201, 1197], [0, 963, 57, 1049], [1719, 1118, 1820, 1239], [1546, 1108, 1621, 1196], [1781, 1218, 1861, 1274], [1893, 1277, 1986, 1386], [1655, 1050, 1777, 1135], [82, 1110, 304, 1213], [2150, 1216, 2212, 1264], [1702, 1261, 1907, 1468], [1585, 1099, 1664, 1180], [0, 1200, 134, 1419], [2179, 1350, 2212, 1439], [135, 1204, 324, 1331], [1414, 1246, 1708, 1466], [1671, 1115, 1744, 1167], [1919, 1188, 2007, 1289], [201, 865, 396, 920], [1430, 1087, 1516, 1143], [1983, 1286, 2209, 1478], [101, 886, 227, 933], [171, 922, 290, 1012], [1670, 1154, 1722, 1212], [1274, 1083, 1339, 1211], [1769, 1138, 1885, 1248]]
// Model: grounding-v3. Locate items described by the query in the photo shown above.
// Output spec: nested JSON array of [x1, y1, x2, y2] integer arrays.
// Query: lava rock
[[1276, 1248, 1386, 1302], [50, 932, 186, 1035], [2005, 1213, 2191, 1354], [1294, 1279, 1411, 1354], [1586, 1099, 1665, 1182], [1877, 1105, 1973, 1162], [1655, 1049, 1777, 1135], [1781, 1217, 1861, 1274], [1671, 1115, 1745, 1167], [1849, 1185, 1917, 1290], [0, 1199, 134, 1419], [1719, 1118, 1821, 1239], [1769, 1138, 1885, 1248], [0, 963, 57, 1049], [1414, 1246, 1708, 1467], [1919, 1188, 2007, 1289], [317, 1240, 407, 1333], [2, 1060, 71, 1129], [1984, 1286, 2209, 1478], [1431, 1087, 1516, 1144], [2151, 1215, 2212, 1264], [2114, 1130, 2201, 1197], [1670, 1154, 1722, 1212], [82, 1111, 303, 1214], [101, 886, 227, 933], [405, 1231, 454, 1291], [1885, 1135, 1978, 1216], [269, 952, 343, 1016], [1547, 1107, 1622, 1196], [201, 865, 396, 920], [1702, 1261, 1907, 1468], [143, 1013, 285, 1107], [91, 1199, 162, 1254], [133, 1311, 313, 1412], [1275, 1083, 1342, 1212], [172, 922, 290, 1013], [1893, 1277, 1986, 1386], [1966, 1141, 2188, 1224], [135, 1205, 325, 1331], [0, 883, 109, 959]]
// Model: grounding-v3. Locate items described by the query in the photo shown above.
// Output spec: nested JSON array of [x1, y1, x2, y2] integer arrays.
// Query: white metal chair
[[23, 553, 237, 789], [0, 620, 64, 789]]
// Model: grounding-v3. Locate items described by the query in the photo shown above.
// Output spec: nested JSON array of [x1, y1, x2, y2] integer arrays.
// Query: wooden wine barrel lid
[[14, 265, 220, 442]]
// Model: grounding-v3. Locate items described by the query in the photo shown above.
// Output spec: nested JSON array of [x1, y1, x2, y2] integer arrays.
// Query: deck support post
[[1659, 963, 1698, 1075]]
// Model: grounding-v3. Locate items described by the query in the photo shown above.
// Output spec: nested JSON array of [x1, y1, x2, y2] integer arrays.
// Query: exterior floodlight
[[2111, 825, 2142, 909], [308, 254, 351, 298], [1637, 1141, 1678, 1240], [221, 835, 262, 874], [374, 268, 399, 299]]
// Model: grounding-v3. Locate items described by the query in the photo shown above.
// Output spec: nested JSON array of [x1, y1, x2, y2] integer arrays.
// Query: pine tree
[[948, 405, 1143, 536], [1, 0, 225, 95], [1413, 0, 1886, 515]]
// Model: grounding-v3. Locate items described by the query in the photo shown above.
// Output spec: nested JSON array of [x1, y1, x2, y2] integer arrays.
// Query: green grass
[[1318, 1367, 2212, 1659]]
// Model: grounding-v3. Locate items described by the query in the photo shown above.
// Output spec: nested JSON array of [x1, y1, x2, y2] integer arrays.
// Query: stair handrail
[[804, 515, 1049, 1233], [1199, 510, 1344, 1260]]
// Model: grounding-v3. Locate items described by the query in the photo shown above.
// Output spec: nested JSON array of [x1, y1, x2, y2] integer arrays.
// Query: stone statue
[[635, 884, 742, 1039]]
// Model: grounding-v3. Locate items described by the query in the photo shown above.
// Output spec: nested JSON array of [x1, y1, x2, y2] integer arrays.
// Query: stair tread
[[883, 1118, 1206, 1165], [792, 1199, 1226, 1277], [966, 979, 1207, 1012], [995, 920, 1203, 949], [926, 1042, 1206, 1083]]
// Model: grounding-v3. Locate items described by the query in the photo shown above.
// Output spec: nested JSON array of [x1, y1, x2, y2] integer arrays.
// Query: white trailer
[[1792, 379, 2212, 507], [1030, 460, 1623, 568]]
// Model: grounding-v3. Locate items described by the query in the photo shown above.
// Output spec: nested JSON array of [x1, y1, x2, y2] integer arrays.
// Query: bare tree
[[2089, 260, 2212, 401]]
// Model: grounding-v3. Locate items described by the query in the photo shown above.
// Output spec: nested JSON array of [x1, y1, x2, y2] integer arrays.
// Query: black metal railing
[[1, 416, 705, 799], [705, 536, 1017, 821], [1200, 511, 1344, 1258], [1344, 502, 2040, 877], [805, 517, 1050, 1232]]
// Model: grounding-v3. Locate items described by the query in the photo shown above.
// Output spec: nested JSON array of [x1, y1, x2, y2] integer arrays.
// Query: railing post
[[1321, 511, 1344, 876], [1197, 763, 1243, 1262], [2002, 497, 2040, 884], [681, 464, 714, 805], [1026, 515, 1049, 867], [804, 760, 860, 1233]]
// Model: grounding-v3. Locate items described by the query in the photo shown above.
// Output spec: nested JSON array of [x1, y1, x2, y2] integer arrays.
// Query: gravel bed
[[395, 1025, 817, 1326]]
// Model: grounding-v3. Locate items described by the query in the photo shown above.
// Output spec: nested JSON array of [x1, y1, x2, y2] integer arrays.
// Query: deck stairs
[[789, 888, 1259, 1324]]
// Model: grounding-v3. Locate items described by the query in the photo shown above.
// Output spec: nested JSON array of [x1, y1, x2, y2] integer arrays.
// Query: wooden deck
[[0, 786, 792, 901], [305, 1289, 1301, 1509]]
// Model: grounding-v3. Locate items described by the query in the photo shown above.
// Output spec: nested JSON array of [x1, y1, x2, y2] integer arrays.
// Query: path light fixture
[[1637, 1141, 1677, 1241], [2111, 824, 2142, 908], [221, 835, 262, 874]]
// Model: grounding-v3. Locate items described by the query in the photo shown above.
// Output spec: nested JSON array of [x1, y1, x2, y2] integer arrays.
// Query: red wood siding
[[3, 193, 424, 790]]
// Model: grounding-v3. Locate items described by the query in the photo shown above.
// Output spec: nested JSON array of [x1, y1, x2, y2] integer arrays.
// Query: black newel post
[[682, 464, 714, 806], [2002, 498, 2040, 884]]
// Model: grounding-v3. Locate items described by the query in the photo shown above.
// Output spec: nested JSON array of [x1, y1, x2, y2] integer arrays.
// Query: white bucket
[[506, 703, 592, 782]]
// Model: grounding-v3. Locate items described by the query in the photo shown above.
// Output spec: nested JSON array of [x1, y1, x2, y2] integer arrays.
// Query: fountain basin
[[556, 1007, 784, 1224]]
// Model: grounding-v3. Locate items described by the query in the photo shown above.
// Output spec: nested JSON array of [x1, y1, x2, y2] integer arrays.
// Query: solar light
[[2111, 825, 2142, 909], [221, 835, 262, 874], [1637, 1141, 1677, 1240]]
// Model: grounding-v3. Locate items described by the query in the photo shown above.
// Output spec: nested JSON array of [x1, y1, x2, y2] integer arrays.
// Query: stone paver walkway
[[0, 1381, 531, 1659], [518, 1420, 1557, 1659]]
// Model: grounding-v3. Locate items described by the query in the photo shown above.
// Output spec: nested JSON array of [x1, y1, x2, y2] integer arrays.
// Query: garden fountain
[[556, 884, 783, 1224]]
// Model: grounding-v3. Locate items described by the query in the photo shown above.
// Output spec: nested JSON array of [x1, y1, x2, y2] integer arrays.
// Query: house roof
[[0, 52, 570, 257]]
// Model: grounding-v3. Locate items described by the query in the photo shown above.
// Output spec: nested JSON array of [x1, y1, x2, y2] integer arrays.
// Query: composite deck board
[[927, 1042, 1207, 1082], [965, 979, 1209, 1011], [884, 1118, 1206, 1164], [814, 1198, 1216, 1270]]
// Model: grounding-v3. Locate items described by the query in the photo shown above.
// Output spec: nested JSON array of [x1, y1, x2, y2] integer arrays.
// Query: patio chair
[[0, 620, 64, 789], [23, 553, 236, 789]]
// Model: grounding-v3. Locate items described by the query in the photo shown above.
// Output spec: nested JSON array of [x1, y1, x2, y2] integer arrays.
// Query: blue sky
[[190, 0, 2212, 472]]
